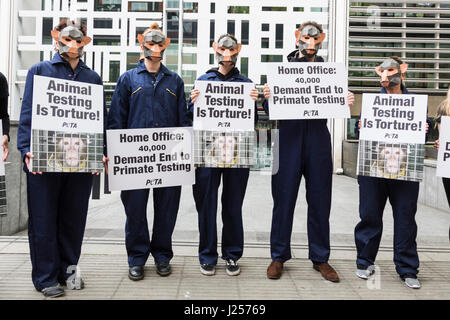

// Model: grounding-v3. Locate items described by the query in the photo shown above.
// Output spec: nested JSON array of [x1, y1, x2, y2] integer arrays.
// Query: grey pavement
[[1, 173, 450, 300]]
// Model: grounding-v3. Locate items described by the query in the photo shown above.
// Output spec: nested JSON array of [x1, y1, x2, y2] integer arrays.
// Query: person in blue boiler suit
[[262, 21, 355, 281], [354, 56, 430, 289], [17, 20, 106, 298], [106, 23, 190, 281], [189, 34, 259, 276]]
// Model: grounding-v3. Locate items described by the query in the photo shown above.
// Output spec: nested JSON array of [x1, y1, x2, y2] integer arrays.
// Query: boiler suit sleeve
[[105, 73, 131, 156], [17, 66, 38, 162], [176, 76, 191, 127]]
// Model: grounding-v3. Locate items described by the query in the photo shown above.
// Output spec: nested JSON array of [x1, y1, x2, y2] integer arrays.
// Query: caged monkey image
[[370, 143, 409, 179], [204, 133, 239, 167], [47, 133, 88, 172]]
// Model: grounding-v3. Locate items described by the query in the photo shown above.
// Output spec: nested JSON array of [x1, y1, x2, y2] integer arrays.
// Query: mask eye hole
[[304, 36, 310, 40], [76, 39, 82, 44], [65, 37, 72, 42]]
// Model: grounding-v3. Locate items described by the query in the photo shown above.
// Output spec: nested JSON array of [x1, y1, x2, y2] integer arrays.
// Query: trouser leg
[[26, 173, 62, 291], [388, 180, 420, 277], [193, 168, 221, 265], [121, 189, 151, 267], [57, 173, 93, 281], [220, 168, 249, 262], [150, 186, 182, 263], [355, 176, 387, 268]]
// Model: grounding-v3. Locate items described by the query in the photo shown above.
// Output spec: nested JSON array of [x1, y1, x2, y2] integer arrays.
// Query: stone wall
[[0, 122, 28, 235]]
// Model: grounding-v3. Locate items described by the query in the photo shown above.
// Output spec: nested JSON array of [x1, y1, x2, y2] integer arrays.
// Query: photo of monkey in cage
[[194, 130, 256, 168], [357, 140, 424, 182], [31, 130, 103, 173]]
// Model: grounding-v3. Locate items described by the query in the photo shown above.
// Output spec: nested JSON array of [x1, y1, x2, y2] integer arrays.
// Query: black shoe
[[200, 264, 216, 276], [128, 266, 145, 281], [156, 261, 171, 277], [41, 283, 65, 298], [225, 259, 241, 276]]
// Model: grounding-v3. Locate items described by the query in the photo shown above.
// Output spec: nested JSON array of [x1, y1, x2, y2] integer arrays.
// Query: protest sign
[[0, 122, 4, 176], [0, 122, 6, 215], [194, 130, 256, 168], [359, 93, 428, 144], [357, 140, 424, 182], [107, 127, 195, 191], [193, 80, 255, 131], [437, 116, 450, 178], [30, 75, 104, 173], [266, 62, 349, 120]]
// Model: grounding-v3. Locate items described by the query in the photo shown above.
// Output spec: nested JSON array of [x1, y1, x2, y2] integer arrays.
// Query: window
[[262, 7, 286, 12], [183, 20, 198, 47], [276, 24, 283, 49], [228, 6, 250, 14], [128, 2, 162, 12], [184, 2, 198, 13], [261, 24, 269, 32], [241, 57, 248, 77], [94, 0, 121, 11], [241, 21, 249, 45], [93, 35, 121, 46], [210, 2, 215, 13], [227, 20, 235, 35], [261, 55, 283, 63], [94, 18, 113, 29], [261, 38, 269, 48], [42, 17, 53, 45], [210, 20, 215, 46]]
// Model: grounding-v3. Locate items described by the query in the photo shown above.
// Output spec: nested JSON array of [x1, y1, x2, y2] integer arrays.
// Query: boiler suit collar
[[136, 59, 172, 76], [380, 84, 409, 95], [50, 53, 89, 70]]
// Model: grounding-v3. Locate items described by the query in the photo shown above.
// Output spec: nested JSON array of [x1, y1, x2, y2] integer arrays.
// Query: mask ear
[[400, 63, 408, 74], [82, 36, 92, 46], [375, 66, 383, 76], [163, 37, 171, 49], [212, 42, 218, 52], [236, 43, 242, 54], [295, 30, 301, 40], [51, 30, 60, 41], [137, 34, 144, 45], [318, 33, 326, 43]]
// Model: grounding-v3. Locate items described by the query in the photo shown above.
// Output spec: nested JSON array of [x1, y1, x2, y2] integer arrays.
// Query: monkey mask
[[295, 25, 326, 58], [51, 25, 91, 59], [212, 36, 242, 65], [138, 30, 171, 60], [375, 58, 408, 88]]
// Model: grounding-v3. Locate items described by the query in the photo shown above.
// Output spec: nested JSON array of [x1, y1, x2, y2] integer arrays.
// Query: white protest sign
[[0, 122, 4, 176], [107, 127, 195, 191], [359, 93, 428, 144], [437, 116, 450, 178], [266, 62, 349, 120], [32, 75, 103, 133], [193, 80, 255, 131]]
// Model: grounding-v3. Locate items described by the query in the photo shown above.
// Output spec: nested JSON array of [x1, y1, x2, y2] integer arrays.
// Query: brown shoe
[[313, 263, 340, 282], [267, 260, 283, 279]]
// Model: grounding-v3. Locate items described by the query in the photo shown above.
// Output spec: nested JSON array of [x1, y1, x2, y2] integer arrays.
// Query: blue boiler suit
[[263, 53, 333, 264], [355, 85, 423, 278], [107, 61, 190, 267], [17, 53, 105, 291], [188, 68, 255, 265]]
